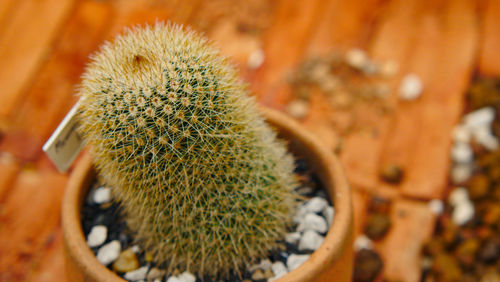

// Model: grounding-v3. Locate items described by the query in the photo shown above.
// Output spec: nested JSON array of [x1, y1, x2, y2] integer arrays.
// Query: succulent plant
[[77, 23, 298, 278]]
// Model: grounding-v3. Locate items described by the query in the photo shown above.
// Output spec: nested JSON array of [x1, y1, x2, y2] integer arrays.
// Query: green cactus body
[[78, 23, 298, 278]]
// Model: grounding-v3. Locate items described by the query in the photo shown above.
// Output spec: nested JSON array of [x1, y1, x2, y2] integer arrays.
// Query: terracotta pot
[[62, 108, 354, 282]]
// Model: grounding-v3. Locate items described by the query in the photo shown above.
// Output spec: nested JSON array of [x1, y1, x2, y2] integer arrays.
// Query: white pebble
[[297, 213, 328, 233], [96, 240, 121, 265], [177, 272, 196, 282], [298, 230, 324, 251], [270, 261, 288, 280], [428, 199, 444, 215], [248, 259, 272, 272], [287, 254, 310, 271], [323, 206, 334, 227], [399, 73, 423, 101], [464, 107, 495, 129], [285, 232, 301, 245], [451, 164, 472, 184], [379, 60, 399, 77], [247, 49, 265, 70], [354, 235, 373, 251], [93, 187, 112, 204], [452, 125, 472, 144], [87, 225, 107, 248], [345, 48, 369, 70], [130, 245, 140, 254], [452, 201, 474, 226], [303, 197, 328, 213], [124, 266, 148, 281], [448, 187, 469, 206], [293, 204, 308, 224], [147, 268, 165, 281], [452, 142, 473, 162], [286, 99, 310, 119], [473, 126, 499, 151], [451, 142, 473, 163]]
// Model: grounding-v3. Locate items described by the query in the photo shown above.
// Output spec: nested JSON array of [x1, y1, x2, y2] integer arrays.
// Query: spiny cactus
[[77, 23, 298, 278]]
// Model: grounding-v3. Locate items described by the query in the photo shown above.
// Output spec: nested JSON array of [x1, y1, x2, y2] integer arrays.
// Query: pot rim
[[61, 107, 352, 282]]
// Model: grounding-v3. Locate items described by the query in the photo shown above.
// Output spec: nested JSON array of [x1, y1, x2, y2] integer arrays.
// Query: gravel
[[83, 159, 335, 281]]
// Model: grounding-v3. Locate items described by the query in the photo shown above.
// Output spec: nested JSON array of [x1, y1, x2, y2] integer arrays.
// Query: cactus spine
[[78, 23, 298, 278]]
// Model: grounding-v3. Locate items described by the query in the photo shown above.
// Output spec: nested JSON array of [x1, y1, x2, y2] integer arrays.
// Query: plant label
[[43, 102, 85, 172]]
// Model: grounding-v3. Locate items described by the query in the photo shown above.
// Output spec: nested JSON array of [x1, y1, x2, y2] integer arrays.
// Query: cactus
[[77, 23, 298, 278]]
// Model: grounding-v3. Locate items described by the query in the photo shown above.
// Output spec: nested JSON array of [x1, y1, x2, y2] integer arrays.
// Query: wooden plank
[[251, 0, 327, 107], [401, 0, 477, 199], [0, 0, 17, 34], [12, 0, 112, 150], [340, 0, 425, 196], [0, 171, 67, 281], [0, 0, 76, 128], [26, 228, 66, 282], [377, 199, 435, 282], [298, 0, 386, 151], [478, 0, 500, 76], [0, 154, 19, 201]]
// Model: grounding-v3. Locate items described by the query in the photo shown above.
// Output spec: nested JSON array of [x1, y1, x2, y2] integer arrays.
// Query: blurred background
[[0, 0, 499, 281]]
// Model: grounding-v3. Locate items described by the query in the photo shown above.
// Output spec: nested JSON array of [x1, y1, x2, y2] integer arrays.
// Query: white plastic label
[[43, 102, 85, 172]]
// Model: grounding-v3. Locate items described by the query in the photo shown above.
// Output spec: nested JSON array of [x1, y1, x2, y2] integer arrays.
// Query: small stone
[[448, 187, 469, 206], [399, 73, 423, 101], [379, 60, 399, 77], [286, 254, 310, 271], [353, 249, 383, 282], [364, 213, 391, 240], [452, 125, 472, 143], [130, 245, 140, 254], [464, 107, 496, 129], [285, 232, 301, 245], [422, 237, 444, 257], [147, 268, 166, 281], [251, 269, 265, 280], [295, 186, 314, 196], [323, 206, 334, 226], [263, 268, 274, 279], [271, 261, 288, 279], [451, 142, 474, 163], [379, 164, 403, 184], [112, 249, 139, 273], [302, 197, 328, 213], [473, 126, 499, 151], [479, 239, 500, 263], [177, 272, 196, 282], [428, 199, 444, 215], [124, 266, 148, 281], [455, 238, 480, 266], [468, 174, 490, 200], [248, 259, 272, 272], [432, 253, 462, 281], [452, 201, 474, 226], [354, 235, 374, 251], [345, 48, 369, 70], [298, 230, 324, 251], [96, 240, 121, 265], [87, 225, 107, 247], [93, 186, 112, 204], [247, 49, 265, 70], [297, 213, 328, 233], [286, 99, 309, 119], [451, 164, 472, 184]]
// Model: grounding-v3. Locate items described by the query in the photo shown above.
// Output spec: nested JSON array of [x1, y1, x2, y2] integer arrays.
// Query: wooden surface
[[0, 0, 499, 281]]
